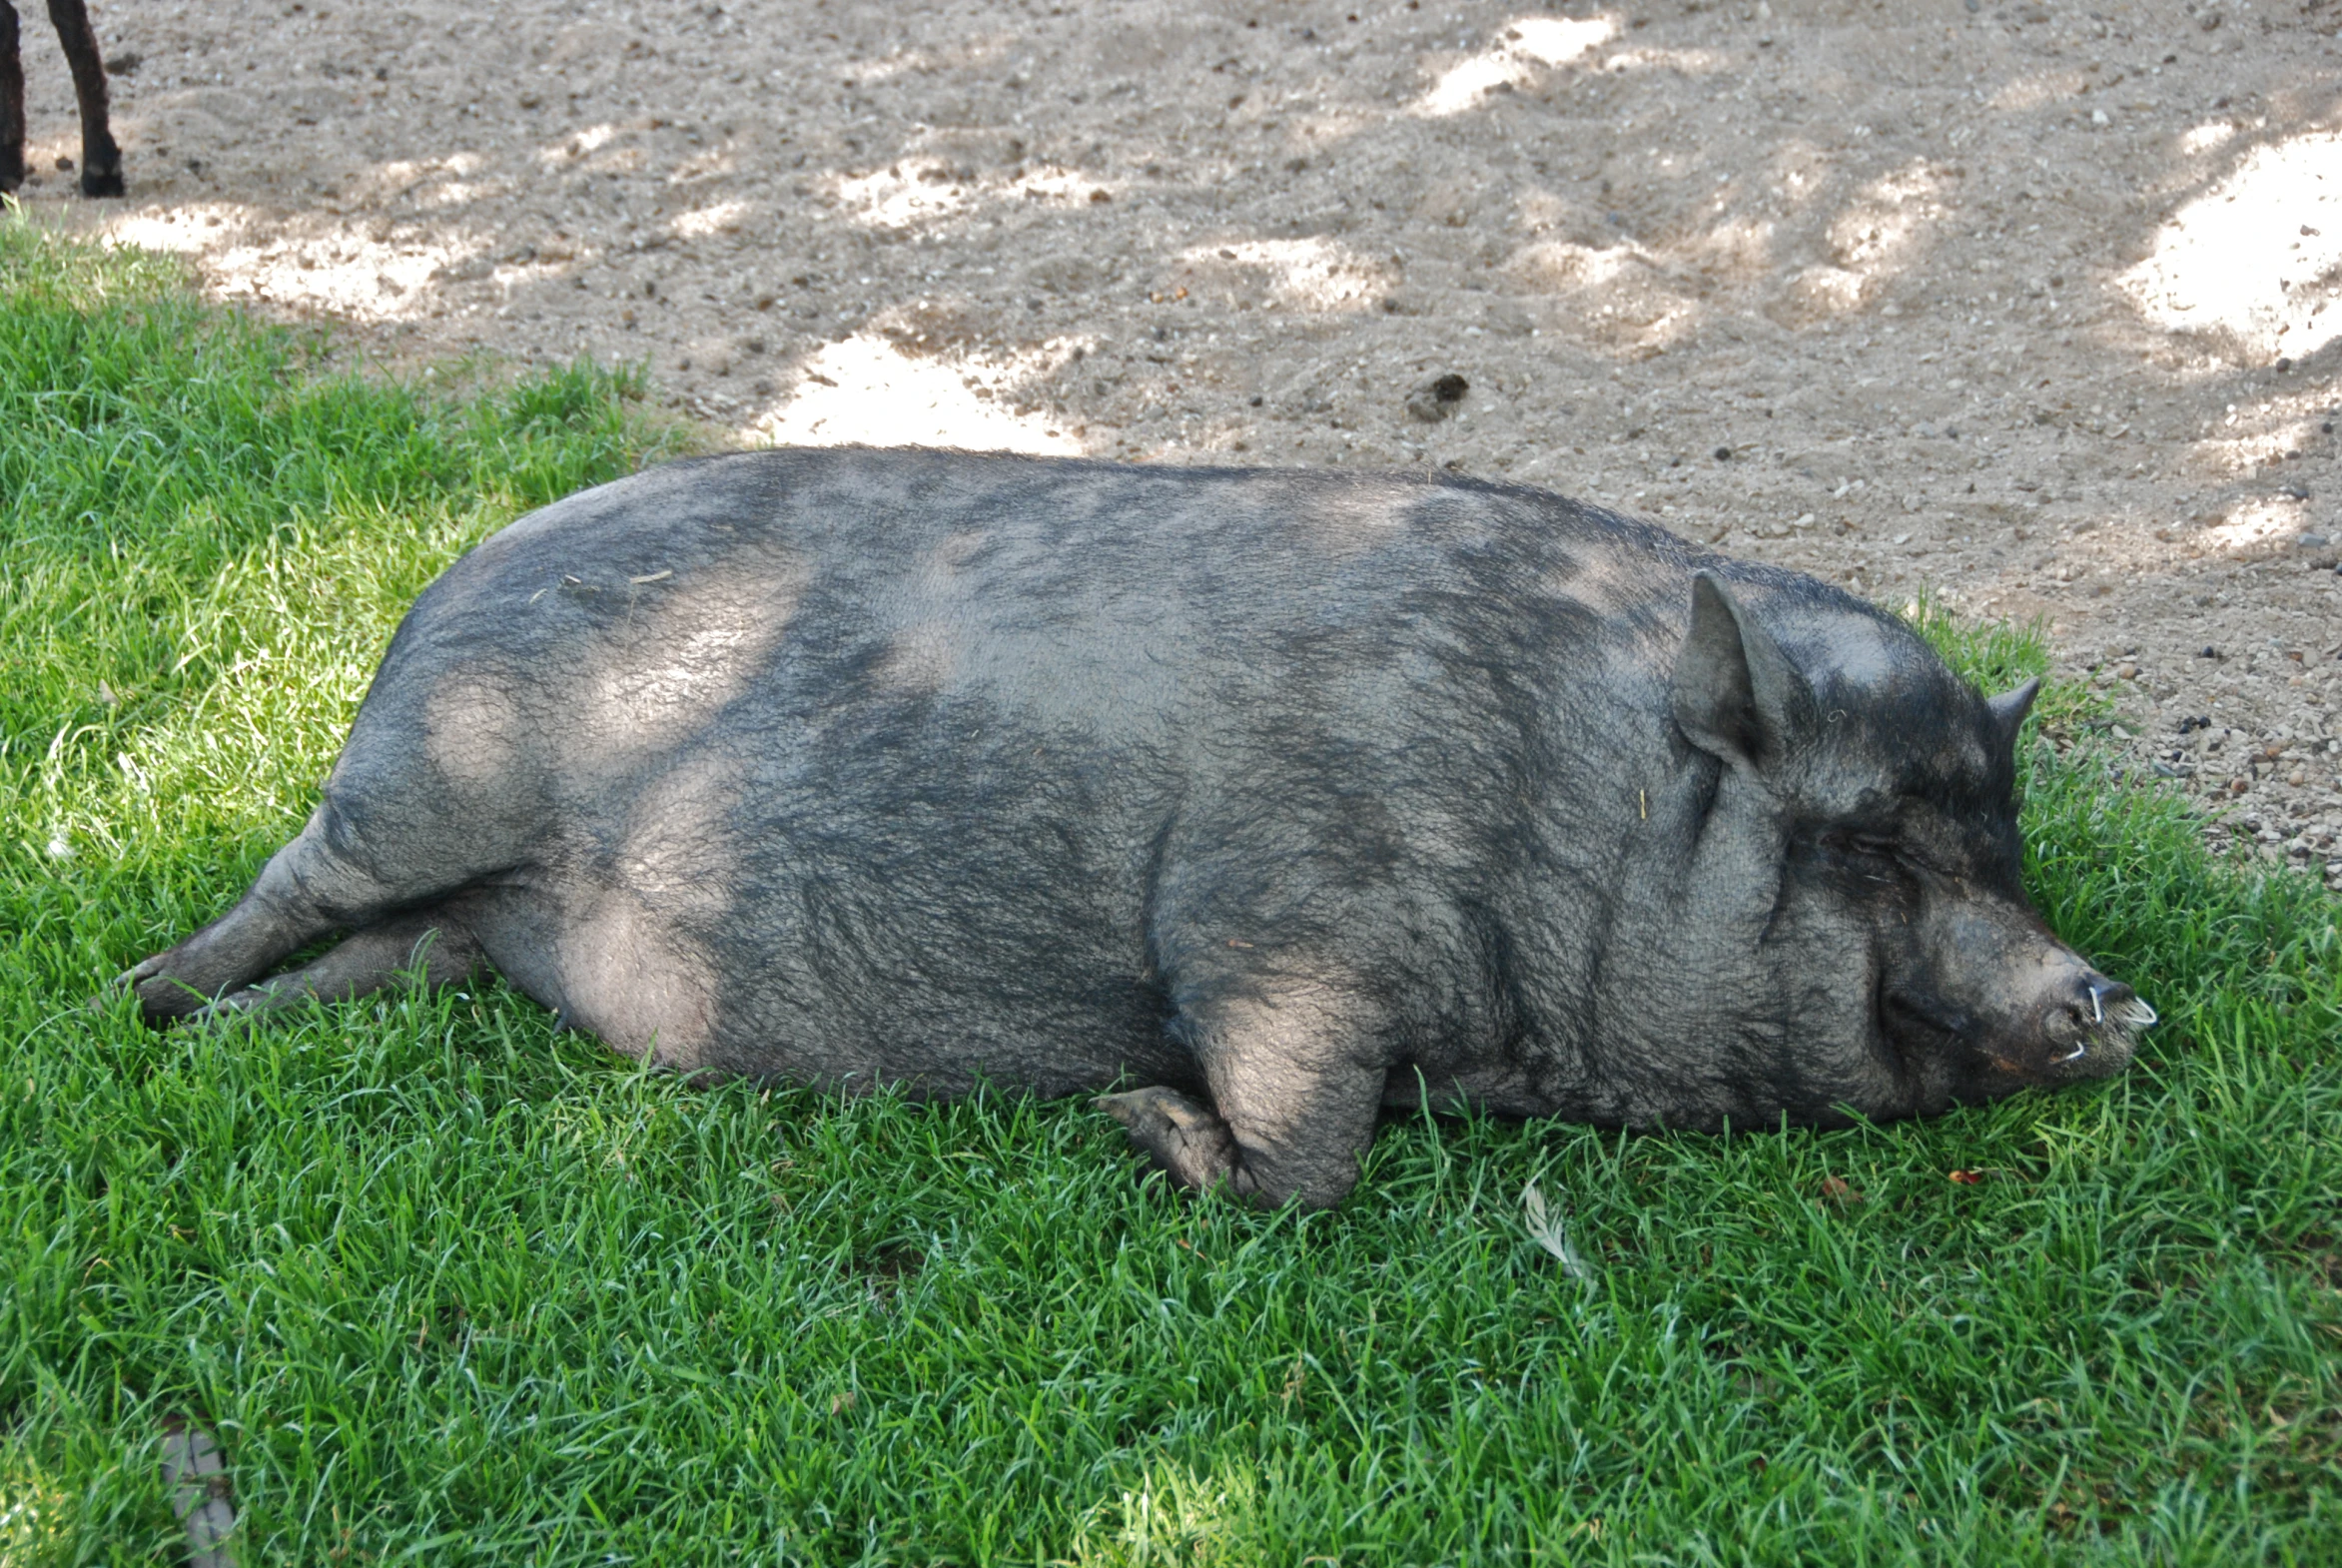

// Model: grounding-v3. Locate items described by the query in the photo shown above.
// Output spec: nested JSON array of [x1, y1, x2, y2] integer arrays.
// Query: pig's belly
[[463, 851, 1195, 1100], [450, 655, 1199, 1093]]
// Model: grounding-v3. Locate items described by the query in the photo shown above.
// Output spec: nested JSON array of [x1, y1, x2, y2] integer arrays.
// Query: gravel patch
[[14, 0, 2339, 887]]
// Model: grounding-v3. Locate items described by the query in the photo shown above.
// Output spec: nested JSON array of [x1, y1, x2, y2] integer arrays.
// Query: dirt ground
[[13, 0, 2341, 885]]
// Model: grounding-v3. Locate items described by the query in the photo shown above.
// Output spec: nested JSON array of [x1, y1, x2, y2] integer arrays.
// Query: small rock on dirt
[[1405, 374, 1469, 422]]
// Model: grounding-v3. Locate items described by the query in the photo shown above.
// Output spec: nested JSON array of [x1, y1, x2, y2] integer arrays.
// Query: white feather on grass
[[1523, 1181, 1592, 1281]]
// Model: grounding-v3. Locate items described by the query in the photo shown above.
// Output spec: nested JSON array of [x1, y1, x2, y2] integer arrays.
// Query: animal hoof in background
[[81, 162, 125, 198]]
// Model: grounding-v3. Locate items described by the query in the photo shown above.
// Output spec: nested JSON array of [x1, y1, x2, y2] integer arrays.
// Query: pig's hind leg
[[183, 911, 486, 1025], [1099, 987, 1391, 1209], [125, 801, 491, 1023]]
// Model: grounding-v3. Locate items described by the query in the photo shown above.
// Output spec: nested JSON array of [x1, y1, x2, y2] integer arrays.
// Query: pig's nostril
[[2083, 977, 2155, 1031], [2088, 978, 2154, 1039]]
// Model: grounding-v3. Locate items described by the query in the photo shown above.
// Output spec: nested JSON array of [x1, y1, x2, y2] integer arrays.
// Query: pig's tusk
[[2053, 1040, 2088, 1064]]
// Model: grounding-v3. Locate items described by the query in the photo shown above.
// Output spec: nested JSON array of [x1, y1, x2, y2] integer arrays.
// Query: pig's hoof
[[1096, 1087, 1237, 1191], [113, 954, 165, 993], [116, 956, 213, 1026], [93, 958, 157, 1013], [184, 987, 278, 1028], [1097, 1086, 1208, 1133]]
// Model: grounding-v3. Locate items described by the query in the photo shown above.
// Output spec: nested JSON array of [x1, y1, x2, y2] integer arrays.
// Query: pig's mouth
[[1879, 980, 2155, 1088]]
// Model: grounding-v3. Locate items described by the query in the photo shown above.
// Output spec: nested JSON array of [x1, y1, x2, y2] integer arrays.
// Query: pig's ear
[[1986, 677, 2040, 746], [1670, 571, 1817, 772]]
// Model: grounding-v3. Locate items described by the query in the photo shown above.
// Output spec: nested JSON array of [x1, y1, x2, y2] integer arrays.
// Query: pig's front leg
[[1099, 987, 1392, 1209]]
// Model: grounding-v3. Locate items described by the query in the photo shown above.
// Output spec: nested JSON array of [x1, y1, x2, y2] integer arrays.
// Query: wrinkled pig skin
[[127, 448, 2155, 1207]]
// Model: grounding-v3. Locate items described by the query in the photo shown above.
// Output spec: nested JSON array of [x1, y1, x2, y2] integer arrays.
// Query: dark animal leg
[[189, 910, 486, 1025], [124, 804, 480, 1022], [0, 1, 26, 195], [1098, 987, 1391, 1209], [46, 0, 120, 196]]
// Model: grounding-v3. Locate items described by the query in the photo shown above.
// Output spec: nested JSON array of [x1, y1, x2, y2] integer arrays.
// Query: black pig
[[127, 449, 2154, 1207]]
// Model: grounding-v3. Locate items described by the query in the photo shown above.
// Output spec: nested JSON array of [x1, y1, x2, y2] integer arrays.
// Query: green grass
[[2, 216, 2337, 1565]]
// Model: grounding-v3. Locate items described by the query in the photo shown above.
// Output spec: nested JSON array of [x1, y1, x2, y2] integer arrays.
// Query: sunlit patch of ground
[[669, 201, 750, 241], [836, 161, 1116, 230], [102, 204, 491, 321], [1179, 237, 1393, 313], [2202, 496, 2313, 555], [836, 165, 978, 228], [2188, 383, 2338, 477], [1501, 235, 1706, 354], [1507, 239, 1643, 292], [1764, 160, 1953, 323], [748, 331, 1089, 452], [1079, 1458, 1269, 1562], [535, 123, 621, 168], [841, 33, 1011, 86], [2121, 129, 2342, 360], [1408, 14, 1619, 116], [1600, 45, 1733, 77], [2178, 121, 2236, 156], [0, 1449, 70, 1562]]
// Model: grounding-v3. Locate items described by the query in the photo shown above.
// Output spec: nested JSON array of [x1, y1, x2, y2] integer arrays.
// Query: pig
[[125, 448, 2155, 1207]]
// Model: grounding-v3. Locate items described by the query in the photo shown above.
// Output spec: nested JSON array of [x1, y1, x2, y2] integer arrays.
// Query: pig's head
[[1654, 570, 2154, 1123]]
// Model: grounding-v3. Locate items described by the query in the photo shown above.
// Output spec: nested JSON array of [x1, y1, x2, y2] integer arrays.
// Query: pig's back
[[339, 449, 1690, 1092]]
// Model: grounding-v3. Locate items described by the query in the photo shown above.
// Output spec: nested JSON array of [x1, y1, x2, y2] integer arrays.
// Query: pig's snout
[[2026, 969, 2156, 1082], [1917, 899, 2156, 1091]]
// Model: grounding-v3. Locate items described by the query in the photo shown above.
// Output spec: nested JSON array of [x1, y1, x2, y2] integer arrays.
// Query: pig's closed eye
[[1825, 830, 1906, 867]]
